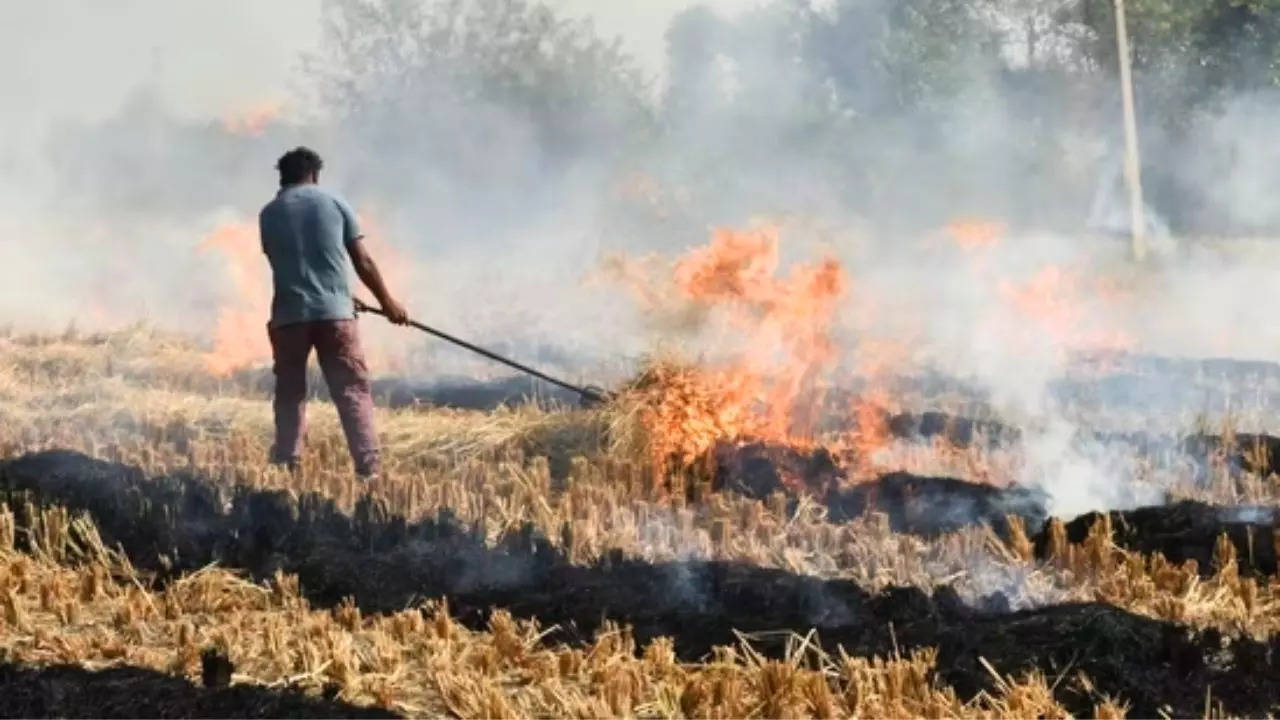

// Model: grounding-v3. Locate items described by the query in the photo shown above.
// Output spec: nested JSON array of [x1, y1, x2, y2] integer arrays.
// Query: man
[[259, 147, 409, 479]]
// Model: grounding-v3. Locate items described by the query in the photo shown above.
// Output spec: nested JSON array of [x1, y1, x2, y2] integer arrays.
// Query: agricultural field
[[4, 295, 1280, 719], [15, 0, 1280, 716]]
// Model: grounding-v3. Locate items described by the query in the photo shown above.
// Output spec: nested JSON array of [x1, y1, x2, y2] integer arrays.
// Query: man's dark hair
[[276, 147, 324, 186]]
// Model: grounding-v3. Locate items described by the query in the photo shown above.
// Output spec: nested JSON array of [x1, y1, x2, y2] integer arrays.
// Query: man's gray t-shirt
[[259, 185, 363, 328]]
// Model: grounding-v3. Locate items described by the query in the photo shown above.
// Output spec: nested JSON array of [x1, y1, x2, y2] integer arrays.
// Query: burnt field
[[23, 0, 1280, 710], [4, 448, 1280, 717], [5, 331, 1280, 717], [0, 661, 397, 719], [710, 439, 1280, 576]]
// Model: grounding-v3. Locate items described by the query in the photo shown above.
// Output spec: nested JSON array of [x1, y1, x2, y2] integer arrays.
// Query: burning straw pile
[[607, 227, 896, 494]]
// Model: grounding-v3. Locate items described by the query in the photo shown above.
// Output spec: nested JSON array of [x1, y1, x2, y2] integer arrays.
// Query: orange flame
[[993, 262, 1136, 358], [848, 388, 892, 471], [623, 226, 854, 479], [946, 219, 1005, 251], [620, 218, 1146, 489], [675, 227, 846, 437], [999, 266, 1081, 342], [351, 212, 411, 375], [842, 338, 912, 475], [998, 265, 1135, 356], [943, 218, 1135, 359], [221, 102, 282, 137], [200, 222, 271, 376]]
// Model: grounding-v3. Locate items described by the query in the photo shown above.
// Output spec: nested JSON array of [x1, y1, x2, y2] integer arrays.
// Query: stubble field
[[2, 322, 1280, 718]]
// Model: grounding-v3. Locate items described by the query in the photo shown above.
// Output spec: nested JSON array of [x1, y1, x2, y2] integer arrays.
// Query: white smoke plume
[[5, 0, 1280, 515]]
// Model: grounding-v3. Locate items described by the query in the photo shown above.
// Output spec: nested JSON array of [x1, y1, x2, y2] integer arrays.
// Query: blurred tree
[[657, 0, 1084, 232], [305, 0, 656, 222], [43, 0, 1280, 244], [801, 0, 1001, 117], [1068, 0, 1280, 110], [1049, 0, 1280, 233]]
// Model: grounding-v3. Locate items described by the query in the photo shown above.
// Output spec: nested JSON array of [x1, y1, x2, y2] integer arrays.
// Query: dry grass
[[1, 327, 1280, 716], [0, 501, 1081, 719], [3, 329, 1280, 615]]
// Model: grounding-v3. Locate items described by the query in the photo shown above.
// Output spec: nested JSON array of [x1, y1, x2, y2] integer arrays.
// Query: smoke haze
[[6, 0, 1280, 514]]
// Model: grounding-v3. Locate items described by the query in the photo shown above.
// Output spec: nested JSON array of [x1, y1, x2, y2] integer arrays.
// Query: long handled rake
[[354, 298, 611, 407]]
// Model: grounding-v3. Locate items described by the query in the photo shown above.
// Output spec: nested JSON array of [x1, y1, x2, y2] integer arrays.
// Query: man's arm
[[333, 195, 409, 325], [349, 238, 409, 324]]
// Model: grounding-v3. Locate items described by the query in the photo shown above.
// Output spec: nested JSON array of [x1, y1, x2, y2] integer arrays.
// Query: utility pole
[[1114, 0, 1146, 260]]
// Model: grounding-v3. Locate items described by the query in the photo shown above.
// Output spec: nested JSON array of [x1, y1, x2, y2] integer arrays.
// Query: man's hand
[[381, 298, 409, 325]]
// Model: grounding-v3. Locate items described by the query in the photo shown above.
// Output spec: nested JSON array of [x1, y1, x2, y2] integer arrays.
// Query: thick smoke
[[7, 0, 1280, 512]]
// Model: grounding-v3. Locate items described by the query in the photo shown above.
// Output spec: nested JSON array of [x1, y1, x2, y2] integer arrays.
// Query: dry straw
[[1, 327, 1278, 717]]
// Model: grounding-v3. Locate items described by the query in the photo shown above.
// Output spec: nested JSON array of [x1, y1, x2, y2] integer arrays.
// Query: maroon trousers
[[267, 319, 380, 477]]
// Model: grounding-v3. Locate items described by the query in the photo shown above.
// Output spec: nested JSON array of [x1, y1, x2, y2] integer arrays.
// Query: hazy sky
[[0, 0, 759, 133]]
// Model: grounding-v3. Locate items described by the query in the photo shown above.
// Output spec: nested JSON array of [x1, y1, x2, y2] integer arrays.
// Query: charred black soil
[[0, 661, 397, 719], [5, 450, 1280, 715], [884, 410, 1021, 448], [711, 442, 1279, 577], [712, 441, 1049, 537], [454, 559, 1280, 718], [1183, 432, 1280, 479], [371, 375, 585, 410], [1039, 500, 1279, 576]]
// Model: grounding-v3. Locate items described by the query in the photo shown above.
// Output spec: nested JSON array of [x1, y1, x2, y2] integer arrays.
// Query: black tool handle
[[354, 298, 609, 404]]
